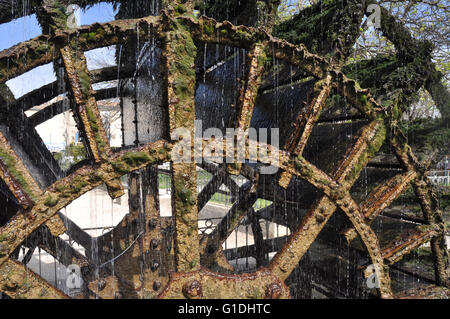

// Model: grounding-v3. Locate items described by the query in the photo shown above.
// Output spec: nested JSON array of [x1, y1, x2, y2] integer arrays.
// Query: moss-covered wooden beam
[[139, 166, 173, 298], [343, 170, 417, 242], [278, 74, 332, 188], [365, 0, 427, 62], [330, 70, 382, 120], [35, 2, 122, 197], [390, 133, 448, 287], [44, 0, 120, 171], [0, 258, 69, 299], [235, 43, 266, 134], [5, 107, 63, 186], [0, 15, 162, 85], [390, 133, 444, 226], [0, 131, 42, 209], [381, 225, 441, 266], [60, 48, 109, 161], [163, 13, 201, 273], [0, 83, 16, 106], [227, 43, 266, 175], [397, 285, 450, 299], [0, 128, 66, 233], [0, 139, 172, 268], [158, 267, 290, 299], [60, 34, 124, 198], [0, 130, 411, 298]]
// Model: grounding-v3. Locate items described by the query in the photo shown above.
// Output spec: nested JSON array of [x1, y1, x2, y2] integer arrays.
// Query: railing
[[427, 170, 450, 186]]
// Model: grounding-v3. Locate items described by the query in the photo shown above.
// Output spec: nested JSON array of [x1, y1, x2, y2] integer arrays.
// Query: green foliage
[[399, 118, 450, 159], [53, 143, 86, 170]]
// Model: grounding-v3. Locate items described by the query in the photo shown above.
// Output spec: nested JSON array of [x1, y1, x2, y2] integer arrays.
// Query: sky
[[0, 2, 118, 98]]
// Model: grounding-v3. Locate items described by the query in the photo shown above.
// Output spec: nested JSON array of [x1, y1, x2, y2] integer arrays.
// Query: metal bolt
[[149, 218, 158, 229], [151, 261, 160, 272], [265, 283, 282, 299], [150, 239, 159, 250], [207, 245, 216, 254], [153, 281, 161, 291], [81, 266, 90, 277], [97, 279, 106, 291], [182, 280, 203, 299]]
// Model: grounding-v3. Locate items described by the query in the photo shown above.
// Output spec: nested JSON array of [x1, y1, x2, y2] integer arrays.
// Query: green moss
[[168, 19, 198, 126], [86, 32, 97, 41], [57, 176, 90, 195], [0, 148, 37, 201], [252, 287, 263, 299], [77, 70, 91, 101], [203, 22, 215, 36], [360, 94, 368, 106], [319, 179, 331, 186], [35, 43, 50, 55], [174, 4, 187, 15], [256, 49, 269, 70], [111, 161, 128, 174], [112, 151, 153, 174], [189, 259, 198, 269], [44, 194, 58, 207], [0, 233, 8, 242], [294, 156, 314, 179], [346, 121, 387, 184], [173, 178, 196, 207], [95, 26, 105, 39], [85, 103, 107, 154], [123, 152, 152, 167], [232, 29, 252, 42]]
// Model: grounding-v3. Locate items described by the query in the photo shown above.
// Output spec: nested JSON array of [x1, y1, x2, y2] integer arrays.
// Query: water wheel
[[0, 0, 447, 299]]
